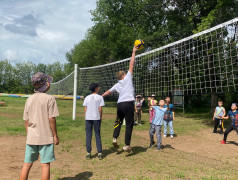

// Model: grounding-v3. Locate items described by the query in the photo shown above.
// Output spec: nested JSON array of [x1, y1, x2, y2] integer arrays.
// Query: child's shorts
[[24, 144, 55, 163]]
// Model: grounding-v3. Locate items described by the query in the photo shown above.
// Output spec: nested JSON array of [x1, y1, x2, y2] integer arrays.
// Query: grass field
[[1, 96, 238, 180]]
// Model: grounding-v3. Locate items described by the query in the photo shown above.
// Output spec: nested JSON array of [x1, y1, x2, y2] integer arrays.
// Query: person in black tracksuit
[[102, 46, 138, 152]]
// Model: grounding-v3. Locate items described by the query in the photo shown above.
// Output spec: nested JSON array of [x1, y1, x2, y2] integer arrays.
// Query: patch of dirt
[[134, 128, 238, 162], [1, 127, 238, 179], [0, 112, 19, 118]]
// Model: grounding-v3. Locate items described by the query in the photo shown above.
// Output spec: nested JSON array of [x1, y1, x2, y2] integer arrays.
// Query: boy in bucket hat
[[20, 72, 59, 180]]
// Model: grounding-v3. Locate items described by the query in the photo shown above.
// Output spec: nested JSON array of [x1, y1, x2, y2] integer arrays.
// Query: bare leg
[[20, 162, 33, 180], [41, 163, 50, 180]]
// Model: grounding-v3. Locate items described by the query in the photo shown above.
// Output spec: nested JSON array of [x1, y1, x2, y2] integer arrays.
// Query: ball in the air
[[134, 39, 144, 50]]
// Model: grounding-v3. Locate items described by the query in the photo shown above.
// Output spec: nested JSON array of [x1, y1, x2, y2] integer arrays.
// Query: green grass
[[1, 96, 238, 179], [0, 96, 210, 137]]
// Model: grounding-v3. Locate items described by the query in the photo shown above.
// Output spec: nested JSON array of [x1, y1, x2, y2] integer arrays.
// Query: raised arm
[[128, 46, 138, 74], [102, 90, 111, 98]]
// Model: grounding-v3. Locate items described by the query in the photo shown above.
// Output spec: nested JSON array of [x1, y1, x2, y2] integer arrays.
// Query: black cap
[[89, 83, 99, 92]]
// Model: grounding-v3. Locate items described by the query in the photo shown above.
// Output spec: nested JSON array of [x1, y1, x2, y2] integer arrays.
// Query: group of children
[[20, 71, 176, 179], [20, 71, 238, 179], [134, 94, 175, 151], [212, 100, 238, 144], [148, 96, 175, 150]]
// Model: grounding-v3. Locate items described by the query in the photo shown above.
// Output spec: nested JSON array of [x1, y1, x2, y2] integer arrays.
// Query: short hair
[[116, 71, 126, 80], [218, 100, 223, 103], [89, 82, 99, 92]]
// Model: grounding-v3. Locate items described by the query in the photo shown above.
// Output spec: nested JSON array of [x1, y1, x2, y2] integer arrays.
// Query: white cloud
[[0, 0, 97, 64], [37, 28, 69, 42], [4, 49, 19, 61]]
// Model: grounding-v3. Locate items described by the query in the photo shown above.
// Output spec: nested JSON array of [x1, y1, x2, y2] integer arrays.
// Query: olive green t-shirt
[[23, 93, 59, 145]]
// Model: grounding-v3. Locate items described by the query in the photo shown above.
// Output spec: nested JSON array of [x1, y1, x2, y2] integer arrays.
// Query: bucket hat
[[31, 72, 53, 92]]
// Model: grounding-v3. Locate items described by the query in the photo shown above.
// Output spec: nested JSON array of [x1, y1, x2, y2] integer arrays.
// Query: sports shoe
[[221, 140, 226, 144], [163, 134, 167, 138], [149, 142, 155, 148], [112, 138, 119, 148], [86, 153, 91, 160], [156, 148, 162, 151], [138, 123, 142, 126], [170, 135, 174, 139], [123, 145, 131, 153], [98, 153, 103, 160]]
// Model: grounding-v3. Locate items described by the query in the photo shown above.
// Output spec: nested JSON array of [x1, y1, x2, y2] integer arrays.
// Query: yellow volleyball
[[134, 39, 144, 50]]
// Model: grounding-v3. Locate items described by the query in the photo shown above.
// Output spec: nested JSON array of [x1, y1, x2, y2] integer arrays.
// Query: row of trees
[[0, 60, 73, 93], [65, 0, 238, 112], [1, 0, 238, 112], [66, 0, 238, 68]]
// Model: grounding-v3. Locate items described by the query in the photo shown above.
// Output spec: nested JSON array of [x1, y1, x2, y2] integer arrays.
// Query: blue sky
[[0, 0, 96, 64]]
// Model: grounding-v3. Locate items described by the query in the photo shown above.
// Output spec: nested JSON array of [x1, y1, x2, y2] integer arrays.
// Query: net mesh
[[48, 71, 74, 95], [49, 17, 238, 97]]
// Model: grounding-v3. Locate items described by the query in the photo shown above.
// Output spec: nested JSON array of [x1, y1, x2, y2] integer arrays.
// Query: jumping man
[[102, 46, 138, 152]]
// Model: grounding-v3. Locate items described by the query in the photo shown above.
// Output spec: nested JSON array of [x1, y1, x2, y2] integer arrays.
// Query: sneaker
[[98, 153, 103, 160], [156, 148, 162, 151], [86, 153, 91, 160], [112, 138, 119, 148], [123, 145, 131, 153], [170, 135, 174, 139], [221, 140, 226, 144], [163, 134, 167, 138], [134, 121, 138, 125], [138, 123, 142, 126], [149, 142, 155, 148]]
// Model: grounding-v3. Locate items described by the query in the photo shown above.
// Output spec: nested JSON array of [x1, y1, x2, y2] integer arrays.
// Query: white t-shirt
[[110, 71, 135, 103], [83, 94, 105, 120]]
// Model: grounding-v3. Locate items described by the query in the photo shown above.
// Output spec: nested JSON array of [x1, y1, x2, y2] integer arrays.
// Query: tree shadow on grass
[[58, 171, 93, 180]]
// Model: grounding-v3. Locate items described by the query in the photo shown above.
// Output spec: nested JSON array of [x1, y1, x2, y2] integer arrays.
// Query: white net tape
[[49, 17, 238, 97]]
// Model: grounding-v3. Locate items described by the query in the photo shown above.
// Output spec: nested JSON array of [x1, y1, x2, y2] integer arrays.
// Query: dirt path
[[1, 128, 238, 179]]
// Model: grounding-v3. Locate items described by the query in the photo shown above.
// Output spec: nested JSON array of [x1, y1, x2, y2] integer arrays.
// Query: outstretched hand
[[133, 46, 138, 53]]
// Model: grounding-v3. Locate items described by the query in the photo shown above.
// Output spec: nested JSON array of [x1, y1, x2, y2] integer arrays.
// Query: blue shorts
[[24, 144, 55, 163]]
